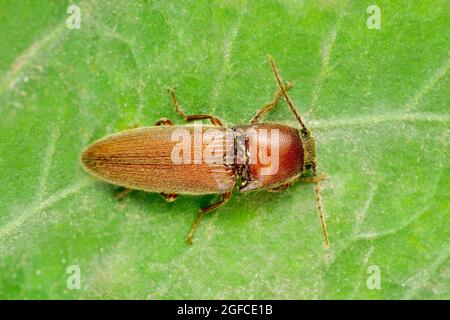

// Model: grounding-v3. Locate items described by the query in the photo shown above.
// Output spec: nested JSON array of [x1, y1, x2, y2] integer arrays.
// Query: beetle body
[[80, 56, 329, 247], [81, 123, 314, 195]]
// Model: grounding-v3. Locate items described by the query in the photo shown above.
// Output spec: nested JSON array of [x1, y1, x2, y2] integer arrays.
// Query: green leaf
[[0, 0, 448, 299]]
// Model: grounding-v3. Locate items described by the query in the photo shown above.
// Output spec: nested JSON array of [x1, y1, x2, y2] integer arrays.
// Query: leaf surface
[[0, 0, 448, 299]]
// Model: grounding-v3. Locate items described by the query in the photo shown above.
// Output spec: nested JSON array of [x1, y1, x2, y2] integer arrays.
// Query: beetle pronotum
[[81, 56, 329, 247]]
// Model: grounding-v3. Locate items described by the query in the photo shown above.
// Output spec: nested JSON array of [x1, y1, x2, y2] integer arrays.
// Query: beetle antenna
[[269, 55, 328, 248], [312, 160, 329, 248], [268, 55, 309, 133]]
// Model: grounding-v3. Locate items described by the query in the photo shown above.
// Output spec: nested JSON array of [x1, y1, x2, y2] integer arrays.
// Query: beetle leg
[[298, 173, 326, 183], [267, 173, 326, 193], [184, 114, 223, 127], [114, 188, 133, 201], [250, 82, 293, 124], [155, 118, 173, 126], [168, 87, 224, 127], [160, 192, 178, 202], [186, 191, 232, 245], [267, 182, 292, 192]]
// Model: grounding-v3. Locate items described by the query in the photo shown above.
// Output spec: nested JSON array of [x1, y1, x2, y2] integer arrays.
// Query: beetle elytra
[[81, 56, 329, 247]]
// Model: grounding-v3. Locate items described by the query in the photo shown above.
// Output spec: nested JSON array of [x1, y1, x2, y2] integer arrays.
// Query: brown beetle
[[81, 56, 329, 247]]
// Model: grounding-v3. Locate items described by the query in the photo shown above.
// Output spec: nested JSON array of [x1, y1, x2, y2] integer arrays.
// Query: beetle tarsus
[[114, 188, 133, 201], [251, 82, 293, 124], [168, 87, 224, 127], [186, 212, 203, 245], [186, 191, 232, 244]]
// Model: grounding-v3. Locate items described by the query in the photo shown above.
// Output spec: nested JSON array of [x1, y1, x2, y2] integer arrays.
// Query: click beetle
[[81, 56, 329, 247]]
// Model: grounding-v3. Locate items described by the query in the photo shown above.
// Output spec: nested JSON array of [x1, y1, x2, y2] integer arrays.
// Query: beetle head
[[300, 128, 316, 172]]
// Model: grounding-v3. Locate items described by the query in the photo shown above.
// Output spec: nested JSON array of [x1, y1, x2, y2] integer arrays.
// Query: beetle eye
[[304, 163, 312, 170]]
